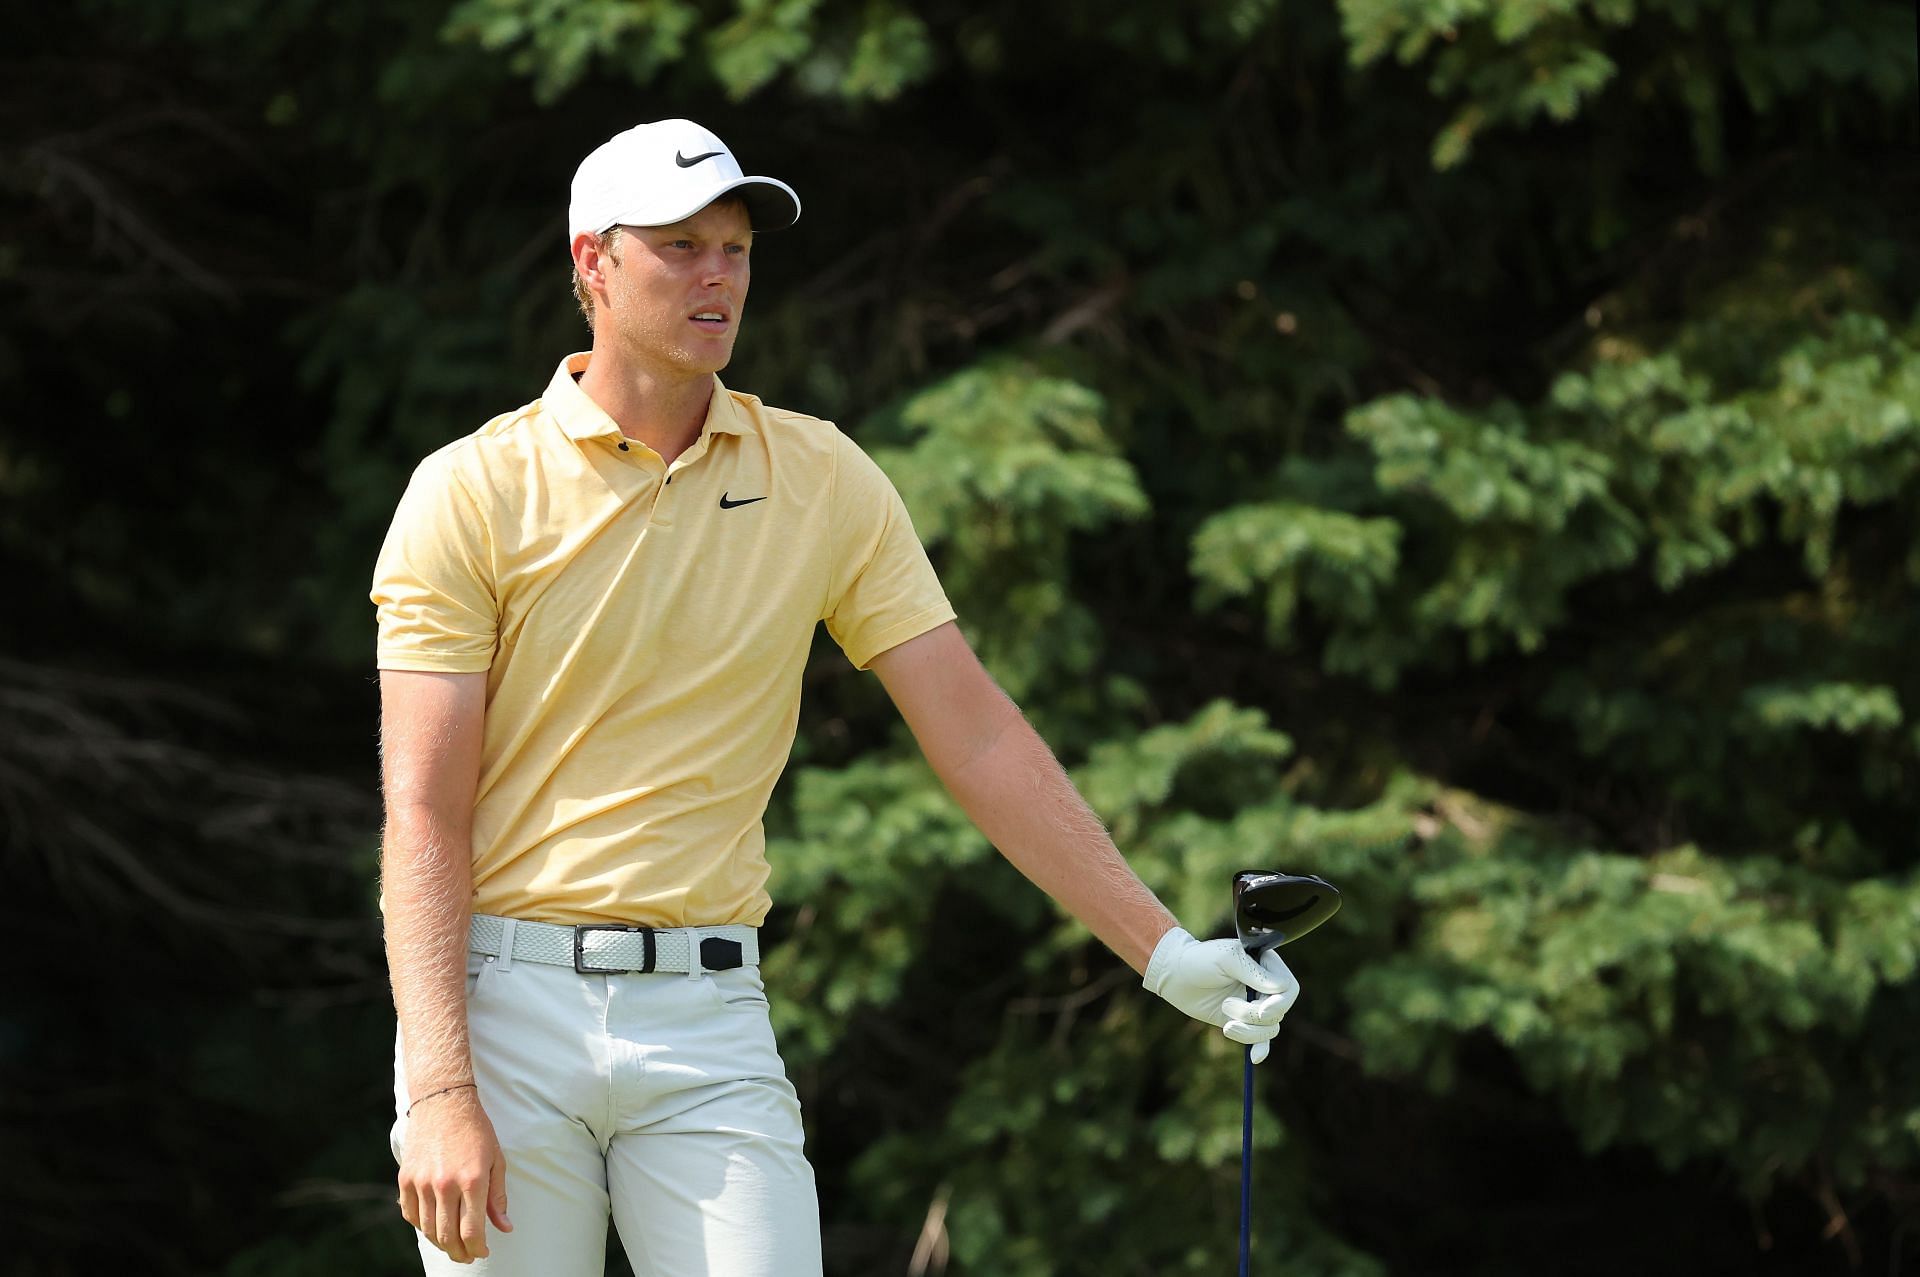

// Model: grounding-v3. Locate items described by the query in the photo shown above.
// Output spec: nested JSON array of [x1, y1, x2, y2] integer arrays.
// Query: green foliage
[[853, 1031, 1389, 1277], [442, 0, 937, 102], [871, 360, 1149, 732], [1349, 824, 1920, 1194], [1194, 301, 1920, 687], [1192, 502, 1402, 648], [1339, 0, 1918, 168], [444, 0, 701, 103], [765, 753, 996, 1062], [771, 696, 1394, 1274], [708, 0, 826, 99], [8, 0, 1919, 1272], [1740, 681, 1903, 735]]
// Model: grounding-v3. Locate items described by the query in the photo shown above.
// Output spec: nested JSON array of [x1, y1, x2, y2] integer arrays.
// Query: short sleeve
[[369, 450, 498, 672], [823, 432, 956, 670]]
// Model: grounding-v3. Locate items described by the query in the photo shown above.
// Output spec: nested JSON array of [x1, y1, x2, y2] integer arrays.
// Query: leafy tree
[[2, 0, 1915, 1272]]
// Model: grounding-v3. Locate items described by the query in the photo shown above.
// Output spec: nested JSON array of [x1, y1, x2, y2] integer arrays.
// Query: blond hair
[[571, 227, 624, 326]]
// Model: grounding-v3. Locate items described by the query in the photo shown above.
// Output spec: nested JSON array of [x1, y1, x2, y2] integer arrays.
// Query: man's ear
[[571, 230, 615, 294]]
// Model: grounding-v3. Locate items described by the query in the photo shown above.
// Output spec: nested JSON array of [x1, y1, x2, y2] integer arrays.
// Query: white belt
[[468, 914, 759, 975]]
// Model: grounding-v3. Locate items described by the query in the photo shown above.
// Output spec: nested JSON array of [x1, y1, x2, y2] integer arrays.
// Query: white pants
[[390, 945, 823, 1276]]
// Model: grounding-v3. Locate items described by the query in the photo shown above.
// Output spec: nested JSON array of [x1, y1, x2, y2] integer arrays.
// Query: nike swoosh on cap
[[676, 150, 724, 168], [719, 493, 767, 509]]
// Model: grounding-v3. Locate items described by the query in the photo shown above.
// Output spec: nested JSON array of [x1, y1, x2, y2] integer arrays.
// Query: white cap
[[567, 119, 801, 238]]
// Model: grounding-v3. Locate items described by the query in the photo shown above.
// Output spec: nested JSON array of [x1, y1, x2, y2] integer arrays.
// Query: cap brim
[[729, 177, 801, 231], [606, 176, 801, 232]]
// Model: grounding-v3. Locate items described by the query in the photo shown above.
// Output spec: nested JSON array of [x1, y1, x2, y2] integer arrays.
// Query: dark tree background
[[3, 1, 1916, 1273]]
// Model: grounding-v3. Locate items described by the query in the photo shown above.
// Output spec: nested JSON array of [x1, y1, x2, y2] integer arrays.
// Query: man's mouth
[[690, 310, 730, 333]]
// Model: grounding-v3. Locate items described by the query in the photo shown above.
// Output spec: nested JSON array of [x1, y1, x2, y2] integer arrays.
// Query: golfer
[[370, 118, 1300, 1275]]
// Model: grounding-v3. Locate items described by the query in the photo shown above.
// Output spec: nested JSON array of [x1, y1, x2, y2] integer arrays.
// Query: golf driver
[[1233, 870, 1341, 1277]]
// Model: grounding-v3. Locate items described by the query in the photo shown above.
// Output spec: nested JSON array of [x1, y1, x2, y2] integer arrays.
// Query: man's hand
[[397, 1087, 513, 1264], [1142, 926, 1301, 1064]]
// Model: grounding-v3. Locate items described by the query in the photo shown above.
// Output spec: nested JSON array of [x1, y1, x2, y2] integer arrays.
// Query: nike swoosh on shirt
[[676, 150, 724, 168], [719, 493, 767, 509]]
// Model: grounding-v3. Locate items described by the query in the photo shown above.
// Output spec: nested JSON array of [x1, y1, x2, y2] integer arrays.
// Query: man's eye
[[669, 240, 694, 249], [726, 244, 748, 255]]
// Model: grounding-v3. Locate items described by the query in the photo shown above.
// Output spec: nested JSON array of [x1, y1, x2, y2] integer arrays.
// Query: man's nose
[[702, 249, 740, 285]]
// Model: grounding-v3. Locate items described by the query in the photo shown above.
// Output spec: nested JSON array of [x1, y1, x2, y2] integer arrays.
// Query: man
[[370, 118, 1299, 1276]]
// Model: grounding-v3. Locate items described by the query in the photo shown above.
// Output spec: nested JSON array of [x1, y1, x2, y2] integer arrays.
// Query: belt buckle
[[573, 923, 655, 975]]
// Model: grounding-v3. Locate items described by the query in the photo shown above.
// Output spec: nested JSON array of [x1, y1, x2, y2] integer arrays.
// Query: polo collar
[[545, 352, 755, 443]]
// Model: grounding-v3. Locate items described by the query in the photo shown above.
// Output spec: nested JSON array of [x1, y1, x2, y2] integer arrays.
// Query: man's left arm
[[868, 621, 1171, 969], [868, 622, 1301, 1054]]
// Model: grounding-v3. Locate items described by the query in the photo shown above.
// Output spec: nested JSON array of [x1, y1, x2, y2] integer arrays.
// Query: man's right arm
[[379, 668, 510, 1264]]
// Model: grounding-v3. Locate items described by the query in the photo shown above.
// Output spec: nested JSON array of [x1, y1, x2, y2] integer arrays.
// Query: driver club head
[[1233, 870, 1341, 959]]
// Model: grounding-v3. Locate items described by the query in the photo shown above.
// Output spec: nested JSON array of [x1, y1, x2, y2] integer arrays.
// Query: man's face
[[592, 199, 753, 376]]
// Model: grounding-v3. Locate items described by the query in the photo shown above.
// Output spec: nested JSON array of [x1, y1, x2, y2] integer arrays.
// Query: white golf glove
[[1143, 926, 1300, 1064]]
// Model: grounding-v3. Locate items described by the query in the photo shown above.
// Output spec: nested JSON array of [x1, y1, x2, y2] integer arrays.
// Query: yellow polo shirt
[[370, 352, 955, 927]]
